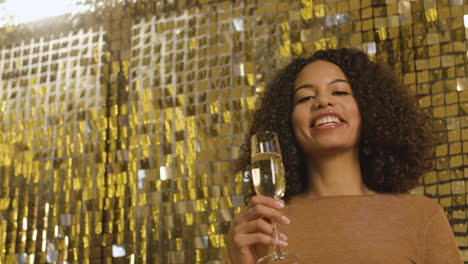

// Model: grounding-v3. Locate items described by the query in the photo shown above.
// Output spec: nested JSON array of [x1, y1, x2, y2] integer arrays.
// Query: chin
[[301, 142, 358, 156]]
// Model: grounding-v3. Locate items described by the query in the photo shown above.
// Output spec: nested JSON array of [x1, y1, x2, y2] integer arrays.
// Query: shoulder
[[371, 194, 449, 241], [286, 193, 443, 216], [387, 193, 440, 209], [374, 193, 443, 219], [374, 197, 461, 263]]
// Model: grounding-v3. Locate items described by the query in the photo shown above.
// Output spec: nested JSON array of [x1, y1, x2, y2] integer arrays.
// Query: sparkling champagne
[[251, 152, 285, 199], [251, 132, 303, 264]]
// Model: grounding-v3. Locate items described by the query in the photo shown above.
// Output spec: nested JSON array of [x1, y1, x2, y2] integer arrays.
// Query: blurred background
[[0, 0, 467, 263]]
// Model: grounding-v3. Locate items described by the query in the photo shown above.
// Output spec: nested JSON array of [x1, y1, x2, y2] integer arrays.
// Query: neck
[[305, 148, 375, 197]]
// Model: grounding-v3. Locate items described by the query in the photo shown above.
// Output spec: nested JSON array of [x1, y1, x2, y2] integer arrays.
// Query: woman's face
[[291, 60, 361, 157]]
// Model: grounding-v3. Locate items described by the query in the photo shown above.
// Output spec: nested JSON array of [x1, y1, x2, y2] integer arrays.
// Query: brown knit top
[[276, 193, 462, 264]]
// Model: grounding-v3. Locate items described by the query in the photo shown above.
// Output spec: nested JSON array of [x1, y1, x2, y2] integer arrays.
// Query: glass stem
[[272, 220, 282, 259]]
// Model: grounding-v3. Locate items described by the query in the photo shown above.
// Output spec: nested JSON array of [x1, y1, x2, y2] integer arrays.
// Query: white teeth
[[314, 115, 341, 127]]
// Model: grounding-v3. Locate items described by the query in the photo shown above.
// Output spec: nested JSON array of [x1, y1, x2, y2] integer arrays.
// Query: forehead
[[295, 60, 347, 85]]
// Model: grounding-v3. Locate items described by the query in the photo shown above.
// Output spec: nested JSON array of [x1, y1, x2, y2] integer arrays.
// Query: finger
[[235, 218, 274, 236], [233, 217, 289, 239], [233, 232, 274, 249], [279, 232, 288, 242], [246, 195, 285, 210], [234, 233, 288, 249], [236, 220, 289, 243], [243, 204, 291, 224]]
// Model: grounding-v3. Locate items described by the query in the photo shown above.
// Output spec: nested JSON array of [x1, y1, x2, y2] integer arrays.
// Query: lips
[[310, 112, 345, 128]]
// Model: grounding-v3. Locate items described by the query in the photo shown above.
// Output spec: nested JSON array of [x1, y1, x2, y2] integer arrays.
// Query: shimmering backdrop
[[0, 0, 467, 263]]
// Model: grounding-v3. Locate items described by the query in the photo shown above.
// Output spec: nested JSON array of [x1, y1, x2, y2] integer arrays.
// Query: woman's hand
[[226, 195, 290, 264]]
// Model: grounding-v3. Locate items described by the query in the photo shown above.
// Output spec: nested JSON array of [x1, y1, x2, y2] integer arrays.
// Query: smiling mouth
[[311, 115, 344, 128]]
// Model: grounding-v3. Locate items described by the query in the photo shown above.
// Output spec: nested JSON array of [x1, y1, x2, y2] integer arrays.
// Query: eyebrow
[[293, 79, 350, 95]]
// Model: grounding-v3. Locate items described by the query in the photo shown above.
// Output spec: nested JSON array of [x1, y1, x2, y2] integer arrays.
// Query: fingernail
[[274, 201, 284, 208], [278, 240, 288, 247], [281, 216, 291, 224], [279, 233, 288, 241]]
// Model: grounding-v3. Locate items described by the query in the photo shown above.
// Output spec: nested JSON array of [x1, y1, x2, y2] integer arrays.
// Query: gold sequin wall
[[0, 0, 467, 263]]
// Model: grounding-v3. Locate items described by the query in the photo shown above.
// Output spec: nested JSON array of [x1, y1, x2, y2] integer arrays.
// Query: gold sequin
[[0, 0, 466, 263]]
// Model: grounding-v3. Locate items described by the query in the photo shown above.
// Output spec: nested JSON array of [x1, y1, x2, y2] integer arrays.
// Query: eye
[[296, 95, 315, 104], [332, 91, 350, 96]]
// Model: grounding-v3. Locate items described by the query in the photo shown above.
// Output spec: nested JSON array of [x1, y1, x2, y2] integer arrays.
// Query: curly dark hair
[[238, 48, 433, 200]]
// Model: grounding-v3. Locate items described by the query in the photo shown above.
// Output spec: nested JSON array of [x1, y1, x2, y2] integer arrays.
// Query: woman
[[226, 48, 462, 263]]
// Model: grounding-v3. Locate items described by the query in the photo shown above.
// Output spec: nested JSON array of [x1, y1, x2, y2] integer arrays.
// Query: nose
[[313, 93, 335, 109]]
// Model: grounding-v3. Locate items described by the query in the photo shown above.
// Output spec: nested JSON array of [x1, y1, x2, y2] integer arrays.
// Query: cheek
[[290, 108, 304, 135], [347, 101, 361, 128], [291, 107, 306, 127], [291, 106, 312, 145]]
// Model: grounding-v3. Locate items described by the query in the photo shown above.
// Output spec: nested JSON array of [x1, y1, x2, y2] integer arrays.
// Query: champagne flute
[[251, 131, 303, 264]]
